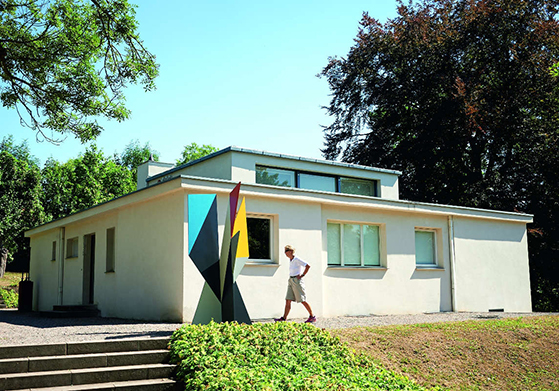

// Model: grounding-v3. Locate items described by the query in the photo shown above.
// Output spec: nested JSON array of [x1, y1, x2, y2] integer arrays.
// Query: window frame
[[255, 165, 379, 197], [414, 228, 439, 268], [327, 221, 383, 268], [246, 214, 277, 265], [66, 237, 78, 259], [106, 227, 116, 273]]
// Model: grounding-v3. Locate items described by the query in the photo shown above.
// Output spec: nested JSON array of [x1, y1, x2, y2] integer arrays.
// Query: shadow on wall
[[454, 220, 526, 243], [240, 264, 279, 278], [323, 268, 387, 280]]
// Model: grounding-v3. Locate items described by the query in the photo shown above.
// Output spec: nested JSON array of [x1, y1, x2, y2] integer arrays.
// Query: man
[[274, 245, 316, 323]]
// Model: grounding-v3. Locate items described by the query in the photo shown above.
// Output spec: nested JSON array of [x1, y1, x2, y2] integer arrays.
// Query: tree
[[116, 139, 159, 177], [0, 0, 158, 143], [176, 143, 218, 165], [0, 136, 44, 269], [320, 0, 559, 311], [41, 144, 135, 221]]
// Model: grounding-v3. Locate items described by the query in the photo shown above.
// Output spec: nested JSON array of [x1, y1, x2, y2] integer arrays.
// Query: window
[[255, 165, 378, 197], [247, 217, 272, 261], [255, 166, 295, 187], [340, 177, 377, 197], [51, 241, 57, 261], [106, 227, 116, 272], [66, 237, 78, 258], [298, 173, 336, 192], [415, 230, 436, 266], [327, 222, 380, 266]]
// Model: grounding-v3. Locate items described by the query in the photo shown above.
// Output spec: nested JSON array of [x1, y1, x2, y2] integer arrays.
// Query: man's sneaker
[[305, 315, 317, 323], [274, 316, 286, 322]]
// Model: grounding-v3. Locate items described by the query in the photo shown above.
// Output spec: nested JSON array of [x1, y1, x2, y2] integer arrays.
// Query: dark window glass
[[247, 217, 271, 260]]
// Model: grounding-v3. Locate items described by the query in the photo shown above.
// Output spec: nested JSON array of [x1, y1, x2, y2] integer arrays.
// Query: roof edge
[[146, 146, 402, 183]]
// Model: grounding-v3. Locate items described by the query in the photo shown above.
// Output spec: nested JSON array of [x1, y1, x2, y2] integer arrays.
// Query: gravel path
[[0, 308, 555, 346]]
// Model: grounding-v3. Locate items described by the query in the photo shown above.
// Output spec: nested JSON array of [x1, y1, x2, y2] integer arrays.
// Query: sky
[[0, 0, 399, 167]]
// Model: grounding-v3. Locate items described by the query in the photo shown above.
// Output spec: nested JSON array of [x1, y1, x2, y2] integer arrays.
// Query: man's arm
[[298, 264, 310, 279]]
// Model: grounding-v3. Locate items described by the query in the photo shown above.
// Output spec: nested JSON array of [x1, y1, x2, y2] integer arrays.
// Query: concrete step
[[39, 311, 100, 318], [0, 338, 171, 359], [0, 350, 170, 374], [9, 377, 181, 390], [0, 363, 176, 390], [40, 305, 100, 319], [52, 305, 99, 312]]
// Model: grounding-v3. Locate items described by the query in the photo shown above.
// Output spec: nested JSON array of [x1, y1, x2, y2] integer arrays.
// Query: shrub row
[[169, 321, 433, 390], [0, 288, 18, 308]]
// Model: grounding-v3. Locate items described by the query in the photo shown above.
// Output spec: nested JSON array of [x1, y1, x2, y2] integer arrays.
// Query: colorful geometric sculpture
[[188, 183, 251, 324]]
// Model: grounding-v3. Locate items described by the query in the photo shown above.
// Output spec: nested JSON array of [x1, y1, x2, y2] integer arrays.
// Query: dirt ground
[[333, 315, 559, 391]]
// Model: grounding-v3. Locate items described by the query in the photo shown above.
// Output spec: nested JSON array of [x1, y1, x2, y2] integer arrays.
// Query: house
[[26, 146, 533, 322]]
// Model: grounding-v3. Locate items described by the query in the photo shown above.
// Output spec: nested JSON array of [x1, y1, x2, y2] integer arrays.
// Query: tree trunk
[[0, 248, 7, 279]]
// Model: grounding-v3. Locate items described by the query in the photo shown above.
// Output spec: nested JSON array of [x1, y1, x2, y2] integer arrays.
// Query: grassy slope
[[333, 315, 559, 391], [0, 272, 21, 289]]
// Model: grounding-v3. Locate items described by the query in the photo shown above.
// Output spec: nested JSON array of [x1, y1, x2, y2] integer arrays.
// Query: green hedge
[[169, 321, 433, 391]]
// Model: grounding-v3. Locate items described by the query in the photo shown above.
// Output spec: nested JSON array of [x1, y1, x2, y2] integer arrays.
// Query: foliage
[[320, 0, 559, 311], [0, 0, 158, 143], [169, 321, 431, 391], [0, 136, 44, 263], [41, 144, 135, 221], [116, 139, 159, 173], [176, 142, 218, 166], [0, 288, 18, 308]]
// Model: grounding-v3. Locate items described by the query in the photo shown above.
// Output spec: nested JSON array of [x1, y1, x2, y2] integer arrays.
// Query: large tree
[[0, 0, 158, 143], [0, 136, 44, 270], [320, 0, 559, 311]]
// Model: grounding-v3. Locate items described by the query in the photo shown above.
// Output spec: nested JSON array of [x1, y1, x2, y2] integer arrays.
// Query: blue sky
[[0, 0, 399, 167]]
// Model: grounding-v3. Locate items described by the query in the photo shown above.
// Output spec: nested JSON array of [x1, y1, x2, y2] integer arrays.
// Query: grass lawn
[[0, 272, 21, 290], [333, 315, 559, 391]]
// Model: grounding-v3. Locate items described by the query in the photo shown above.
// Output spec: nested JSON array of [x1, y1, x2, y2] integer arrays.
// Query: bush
[[169, 321, 432, 391], [0, 288, 18, 308]]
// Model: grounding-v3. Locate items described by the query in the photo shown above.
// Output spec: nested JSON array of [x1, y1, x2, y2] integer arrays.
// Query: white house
[[26, 146, 533, 322]]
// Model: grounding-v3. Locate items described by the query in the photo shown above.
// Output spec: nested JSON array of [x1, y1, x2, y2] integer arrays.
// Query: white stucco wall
[[320, 207, 452, 317], [28, 183, 186, 321], [28, 176, 533, 322], [236, 195, 324, 320], [29, 231, 60, 311], [452, 217, 532, 312], [229, 151, 400, 200]]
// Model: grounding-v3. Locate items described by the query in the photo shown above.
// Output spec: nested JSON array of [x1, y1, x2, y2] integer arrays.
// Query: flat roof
[[147, 146, 402, 183]]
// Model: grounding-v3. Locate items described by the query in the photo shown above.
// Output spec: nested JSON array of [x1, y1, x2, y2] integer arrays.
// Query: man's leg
[[283, 299, 293, 319], [302, 301, 313, 317]]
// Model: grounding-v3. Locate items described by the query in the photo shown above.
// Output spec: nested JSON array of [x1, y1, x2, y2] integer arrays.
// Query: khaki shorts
[[285, 276, 307, 303]]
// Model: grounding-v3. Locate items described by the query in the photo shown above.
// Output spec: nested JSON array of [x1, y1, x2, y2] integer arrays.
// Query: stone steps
[[0, 338, 181, 390]]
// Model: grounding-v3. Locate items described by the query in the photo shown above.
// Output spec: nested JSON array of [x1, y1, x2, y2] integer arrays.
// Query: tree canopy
[[0, 0, 158, 143], [41, 144, 136, 221], [176, 142, 218, 165], [117, 139, 159, 171], [320, 0, 559, 311], [0, 136, 44, 264]]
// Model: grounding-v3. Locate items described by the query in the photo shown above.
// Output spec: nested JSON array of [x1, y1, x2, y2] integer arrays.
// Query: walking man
[[275, 245, 316, 323]]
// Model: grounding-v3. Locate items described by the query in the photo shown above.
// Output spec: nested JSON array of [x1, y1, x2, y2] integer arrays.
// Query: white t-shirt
[[289, 256, 308, 277]]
